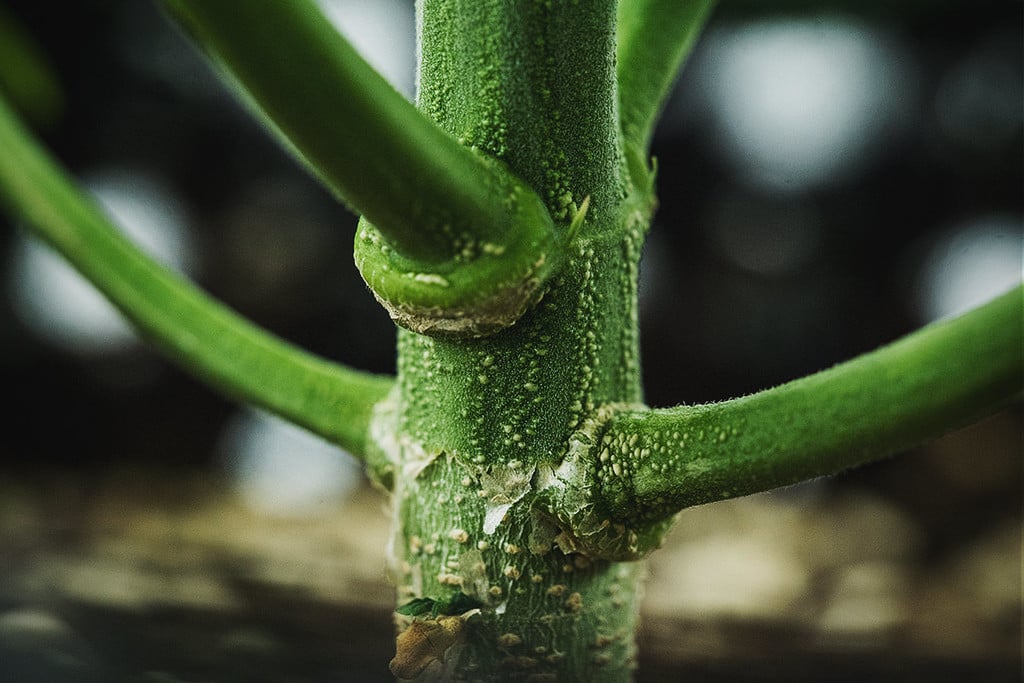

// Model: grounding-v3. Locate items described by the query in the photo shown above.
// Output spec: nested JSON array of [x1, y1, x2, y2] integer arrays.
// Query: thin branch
[[163, 0, 560, 337], [596, 286, 1022, 523], [0, 96, 393, 466], [616, 0, 716, 185]]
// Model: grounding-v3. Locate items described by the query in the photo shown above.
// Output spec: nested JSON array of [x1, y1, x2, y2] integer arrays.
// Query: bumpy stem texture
[[417, 0, 629, 226], [372, 1, 657, 679], [375, 215, 651, 681], [594, 285, 1023, 525]]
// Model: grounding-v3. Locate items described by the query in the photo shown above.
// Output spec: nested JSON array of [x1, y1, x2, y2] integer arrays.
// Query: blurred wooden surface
[[1, 414, 1020, 682]]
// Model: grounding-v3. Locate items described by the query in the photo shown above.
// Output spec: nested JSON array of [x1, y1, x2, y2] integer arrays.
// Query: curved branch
[[162, 0, 560, 337], [617, 0, 716, 187], [596, 286, 1022, 523], [0, 95, 392, 466]]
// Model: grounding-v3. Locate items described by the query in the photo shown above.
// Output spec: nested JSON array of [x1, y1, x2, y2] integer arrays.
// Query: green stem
[[616, 0, 716, 188], [375, 2, 653, 680], [595, 285, 1023, 526], [418, 0, 628, 228], [0, 95, 392, 466], [163, 0, 560, 338]]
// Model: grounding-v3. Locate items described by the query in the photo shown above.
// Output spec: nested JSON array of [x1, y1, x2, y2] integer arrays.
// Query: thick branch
[[0, 96, 392, 466], [163, 0, 560, 337], [596, 286, 1022, 523], [617, 0, 716, 186], [419, 0, 626, 227]]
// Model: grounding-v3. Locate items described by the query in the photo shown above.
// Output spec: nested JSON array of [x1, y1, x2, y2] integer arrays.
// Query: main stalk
[[369, 1, 655, 680]]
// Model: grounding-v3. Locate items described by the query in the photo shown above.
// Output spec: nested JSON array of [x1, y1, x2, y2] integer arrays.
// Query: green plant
[[0, 1, 1019, 680]]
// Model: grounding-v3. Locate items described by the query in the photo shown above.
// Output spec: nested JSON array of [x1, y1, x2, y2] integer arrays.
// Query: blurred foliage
[[0, 5, 63, 126], [718, 0, 1013, 23]]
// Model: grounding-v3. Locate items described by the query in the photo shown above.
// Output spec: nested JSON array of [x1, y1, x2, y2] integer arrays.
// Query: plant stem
[[372, 1, 655, 679], [417, 0, 628, 226], [0, 96, 392, 464], [163, 0, 561, 338], [617, 0, 716, 185], [593, 285, 1023, 525]]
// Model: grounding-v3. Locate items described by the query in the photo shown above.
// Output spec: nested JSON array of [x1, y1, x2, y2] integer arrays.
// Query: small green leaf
[[395, 598, 436, 617], [396, 592, 483, 618]]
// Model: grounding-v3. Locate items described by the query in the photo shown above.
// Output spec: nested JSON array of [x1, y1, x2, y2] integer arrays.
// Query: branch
[[616, 0, 716, 186], [0, 95, 393, 468], [597, 286, 1023, 524], [162, 0, 560, 338]]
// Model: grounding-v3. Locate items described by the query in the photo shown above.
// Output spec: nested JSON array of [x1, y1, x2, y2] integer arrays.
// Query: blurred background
[[0, 1, 1020, 681]]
